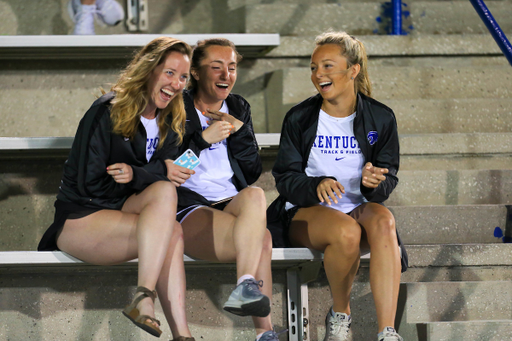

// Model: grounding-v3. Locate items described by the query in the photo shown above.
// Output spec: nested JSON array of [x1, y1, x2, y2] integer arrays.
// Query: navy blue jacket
[[267, 92, 408, 271]]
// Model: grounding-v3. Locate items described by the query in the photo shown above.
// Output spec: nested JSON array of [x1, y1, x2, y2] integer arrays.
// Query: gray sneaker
[[378, 327, 403, 341], [323, 310, 352, 341], [223, 279, 270, 317], [256, 330, 282, 341]]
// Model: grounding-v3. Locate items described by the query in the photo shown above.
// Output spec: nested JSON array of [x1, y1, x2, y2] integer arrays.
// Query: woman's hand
[[362, 162, 388, 188], [317, 178, 345, 205], [107, 163, 133, 183], [164, 160, 195, 187], [201, 120, 233, 144], [205, 108, 243, 133]]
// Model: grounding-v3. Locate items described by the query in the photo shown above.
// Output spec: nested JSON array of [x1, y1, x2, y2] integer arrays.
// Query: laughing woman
[[267, 32, 408, 341], [38, 37, 195, 341], [165, 38, 278, 341]]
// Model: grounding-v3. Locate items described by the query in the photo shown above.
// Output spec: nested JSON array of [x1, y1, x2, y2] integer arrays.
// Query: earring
[[351, 77, 354, 80]]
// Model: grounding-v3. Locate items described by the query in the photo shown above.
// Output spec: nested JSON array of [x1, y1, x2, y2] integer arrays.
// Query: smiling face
[[193, 45, 238, 105], [145, 51, 190, 117], [310, 44, 358, 104]]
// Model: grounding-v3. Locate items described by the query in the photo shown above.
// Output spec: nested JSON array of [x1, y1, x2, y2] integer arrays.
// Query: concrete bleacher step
[[405, 281, 512, 322], [405, 244, 512, 267], [394, 281, 512, 341], [389, 98, 512, 134], [245, 1, 512, 35], [391, 205, 510, 245], [0, 265, 288, 341], [425, 321, 512, 341], [388, 169, 512, 206]]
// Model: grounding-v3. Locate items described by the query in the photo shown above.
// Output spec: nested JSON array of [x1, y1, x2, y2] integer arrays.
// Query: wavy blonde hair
[[315, 31, 372, 97], [110, 37, 192, 147]]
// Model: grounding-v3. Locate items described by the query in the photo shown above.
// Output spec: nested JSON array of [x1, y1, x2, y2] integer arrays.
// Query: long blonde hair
[[110, 37, 192, 147], [315, 31, 372, 97]]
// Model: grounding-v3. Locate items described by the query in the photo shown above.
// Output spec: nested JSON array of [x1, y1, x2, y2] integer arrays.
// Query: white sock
[[237, 274, 255, 286], [331, 307, 350, 318], [255, 332, 265, 341]]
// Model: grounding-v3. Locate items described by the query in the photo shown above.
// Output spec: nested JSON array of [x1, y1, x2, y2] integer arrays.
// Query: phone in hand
[[173, 149, 201, 170]]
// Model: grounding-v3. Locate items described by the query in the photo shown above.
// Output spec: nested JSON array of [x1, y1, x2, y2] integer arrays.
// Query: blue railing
[[469, 0, 512, 66], [391, 0, 403, 35]]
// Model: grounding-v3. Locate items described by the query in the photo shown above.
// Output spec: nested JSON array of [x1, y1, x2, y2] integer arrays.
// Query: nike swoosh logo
[[335, 157, 345, 161]]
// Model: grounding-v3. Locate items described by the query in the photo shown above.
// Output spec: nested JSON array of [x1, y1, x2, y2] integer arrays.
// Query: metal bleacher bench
[[0, 135, 281, 157], [0, 33, 280, 59]]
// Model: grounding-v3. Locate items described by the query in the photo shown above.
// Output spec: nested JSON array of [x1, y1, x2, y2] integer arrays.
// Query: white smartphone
[[173, 149, 201, 170]]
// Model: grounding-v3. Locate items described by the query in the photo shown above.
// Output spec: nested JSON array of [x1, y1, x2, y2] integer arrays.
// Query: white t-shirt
[[181, 101, 238, 201], [140, 115, 159, 162], [286, 109, 367, 213]]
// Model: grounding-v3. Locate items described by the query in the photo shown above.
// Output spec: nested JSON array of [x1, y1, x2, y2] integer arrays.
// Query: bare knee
[[240, 186, 266, 211], [146, 181, 177, 205], [368, 215, 396, 240], [328, 219, 361, 255]]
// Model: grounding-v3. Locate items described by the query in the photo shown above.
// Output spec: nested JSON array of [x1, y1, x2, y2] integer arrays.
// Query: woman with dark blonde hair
[[267, 31, 407, 341], [38, 37, 196, 341], [166, 38, 278, 341]]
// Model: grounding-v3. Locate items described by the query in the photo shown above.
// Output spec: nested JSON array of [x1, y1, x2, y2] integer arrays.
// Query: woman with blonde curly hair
[[38, 37, 196, 341]]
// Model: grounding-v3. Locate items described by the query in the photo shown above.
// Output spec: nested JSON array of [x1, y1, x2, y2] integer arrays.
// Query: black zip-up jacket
[[57, 92, 179, 210], [267, 92, 408, 271], [172, 89, 262, 211]]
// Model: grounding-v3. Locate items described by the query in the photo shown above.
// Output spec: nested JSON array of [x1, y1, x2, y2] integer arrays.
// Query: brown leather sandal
[[122, 286, 162, 337], [171, 337, 195, 341]]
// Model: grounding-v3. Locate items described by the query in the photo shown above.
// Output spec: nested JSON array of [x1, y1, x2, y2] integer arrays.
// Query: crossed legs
[[56, 181, 192, 338], [181, 186, 273, 335], [288, 203, 401, 331]]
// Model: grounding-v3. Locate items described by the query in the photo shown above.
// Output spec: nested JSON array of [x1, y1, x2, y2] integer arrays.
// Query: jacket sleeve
[[78, 110, 133, 199], [79, 109, 170, 199], [272, 112, 335, 207], [228, 101, 262, 185], [360, 113, 399, 202]]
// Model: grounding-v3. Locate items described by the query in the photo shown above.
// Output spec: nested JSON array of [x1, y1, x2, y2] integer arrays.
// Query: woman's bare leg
[[57, 181, 187, 332], [350, 203, 401, 332], [156, 221, 193, 338], [181, 187, 273, 334], [289, 206, 361, 315]]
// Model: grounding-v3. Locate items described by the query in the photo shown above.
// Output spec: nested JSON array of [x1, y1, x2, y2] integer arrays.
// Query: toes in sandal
[[123, 286, 162, 337]]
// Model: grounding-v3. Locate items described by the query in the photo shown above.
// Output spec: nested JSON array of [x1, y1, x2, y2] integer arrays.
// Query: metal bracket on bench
[[287, 261, 322, 341], [126, 0, 149, 32]]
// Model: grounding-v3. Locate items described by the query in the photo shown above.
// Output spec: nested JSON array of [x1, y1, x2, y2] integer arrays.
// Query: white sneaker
[[378, 327, 403, 341], [323, 309, 352, 341], [68, 0, 96, 35], [95, 0, 124, 26]]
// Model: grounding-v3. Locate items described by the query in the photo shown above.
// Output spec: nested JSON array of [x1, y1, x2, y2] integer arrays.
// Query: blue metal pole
[[391, 0, 402, 35], [469, 0, 512, 66]]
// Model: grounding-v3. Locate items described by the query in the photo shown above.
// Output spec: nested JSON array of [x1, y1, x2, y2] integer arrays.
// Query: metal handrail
[[391, 0, 403, 35], [469, 0, 512, 66]]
